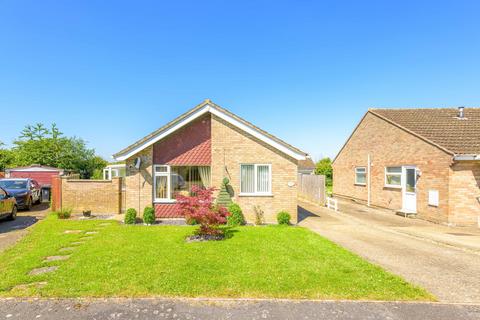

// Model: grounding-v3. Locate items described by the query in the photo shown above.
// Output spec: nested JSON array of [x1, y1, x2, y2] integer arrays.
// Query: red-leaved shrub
[[175, 185, 229, 236]]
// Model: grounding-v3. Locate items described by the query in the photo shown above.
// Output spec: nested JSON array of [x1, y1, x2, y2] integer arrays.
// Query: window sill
[[153, 199, 176, 204], [384, 185, 401, 189], [239, 193, 273, 197], [354, 183, 366, 187]]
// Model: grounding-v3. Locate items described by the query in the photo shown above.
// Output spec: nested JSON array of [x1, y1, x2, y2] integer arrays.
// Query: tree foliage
[[175, 186, 229, 236], [315, 157, 333, 186], [0, 141, 15, 171], [1, 123, 107, 178]]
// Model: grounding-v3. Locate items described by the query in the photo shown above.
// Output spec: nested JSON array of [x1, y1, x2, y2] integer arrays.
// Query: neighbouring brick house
[[333, 107, 480, 227], [298, 157, 316, 175], [112, 100, 307, 223]]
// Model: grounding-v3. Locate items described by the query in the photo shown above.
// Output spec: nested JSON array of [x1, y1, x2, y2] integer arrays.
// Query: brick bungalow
[[333, 107, 480, 226], [112, 100, 307, 223]]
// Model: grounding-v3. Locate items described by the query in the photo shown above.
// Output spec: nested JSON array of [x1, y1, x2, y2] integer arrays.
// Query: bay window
[[240, 164, 272, 195], [154, 165, 211, 202]]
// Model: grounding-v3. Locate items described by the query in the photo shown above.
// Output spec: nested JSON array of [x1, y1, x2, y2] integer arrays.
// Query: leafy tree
[[0, 141, 15, 171], [9, 123, 107, 178], [315, 157, 333, 187], [175, 186, 229, 236]]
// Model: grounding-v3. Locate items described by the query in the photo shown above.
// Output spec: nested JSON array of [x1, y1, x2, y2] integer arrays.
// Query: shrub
[[254, 205, 264, 225], [227, 203, 245, 226], [186, 217, 198, 225], [125, 208, 137, 225], [55, 208, 72, 219], [175, 185, 229, 236], [143, 206, 155, 225], [277, 211, 291, 225], [216, 177, 232, 207]]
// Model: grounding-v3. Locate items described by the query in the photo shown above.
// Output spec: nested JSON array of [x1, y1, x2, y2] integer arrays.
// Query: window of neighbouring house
[[355, 167, 366, 185], [385, 166, 402, 188], [240, 164, 272, 195], [153, 165, 211, 202]]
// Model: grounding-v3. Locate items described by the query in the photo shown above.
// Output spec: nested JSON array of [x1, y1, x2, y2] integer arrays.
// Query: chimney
[[458, 106, 465, 119]]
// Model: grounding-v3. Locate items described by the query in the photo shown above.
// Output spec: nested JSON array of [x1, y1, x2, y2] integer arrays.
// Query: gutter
[[453, 154, 480, 161]]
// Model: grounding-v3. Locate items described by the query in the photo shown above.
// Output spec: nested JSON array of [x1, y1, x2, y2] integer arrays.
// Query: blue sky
[[1, 1, 479, 161]]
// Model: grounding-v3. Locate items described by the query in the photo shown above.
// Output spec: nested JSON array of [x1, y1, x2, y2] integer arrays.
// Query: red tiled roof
[[166, 140, 211, 166], [153, 115, 211, 165]]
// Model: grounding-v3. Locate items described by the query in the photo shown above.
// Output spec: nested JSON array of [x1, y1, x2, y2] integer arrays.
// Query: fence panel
[[297, 174, 326, 205]]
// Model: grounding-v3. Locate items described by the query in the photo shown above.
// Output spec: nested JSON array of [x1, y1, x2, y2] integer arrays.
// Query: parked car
[[0, 178, 41, 210], [0, 187, 17, 220]]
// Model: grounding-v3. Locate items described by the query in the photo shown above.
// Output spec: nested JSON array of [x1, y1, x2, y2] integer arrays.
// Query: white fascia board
[[208, 107, 306, 160], [114, 104, 306, 161], [114, 106, 211, 161], [106, 164, 127, 168], [453, 154, 480, 161]]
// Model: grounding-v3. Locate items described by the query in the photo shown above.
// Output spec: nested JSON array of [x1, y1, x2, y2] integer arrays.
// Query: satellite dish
[[134, 157, 141, 169]]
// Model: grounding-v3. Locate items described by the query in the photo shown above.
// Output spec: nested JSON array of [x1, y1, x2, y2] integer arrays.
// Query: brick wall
[[449, 161, 480, 226], [333, 112, 453, 224], [125, 146, 153, 214], [211, 115, 298, 223], [61, 177, 122, 213]]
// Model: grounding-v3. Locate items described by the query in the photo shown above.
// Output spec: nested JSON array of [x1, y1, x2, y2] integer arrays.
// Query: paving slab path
[[298, 200, 480, 304], [43, 255, 70, 263], [0, 298, 478, 320], [28, 266, 58, 276]]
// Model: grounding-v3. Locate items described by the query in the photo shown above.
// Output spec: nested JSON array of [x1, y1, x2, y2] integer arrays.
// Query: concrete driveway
[[298, 200, 480, 304], [0, 203, 49, 253]]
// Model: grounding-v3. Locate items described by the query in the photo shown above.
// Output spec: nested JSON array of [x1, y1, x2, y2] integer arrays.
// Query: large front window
[[240, 164, 272, 195], [154, 165, 211, 202]]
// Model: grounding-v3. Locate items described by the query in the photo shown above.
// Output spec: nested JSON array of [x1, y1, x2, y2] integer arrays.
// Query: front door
[[402, 166, 417, 213]]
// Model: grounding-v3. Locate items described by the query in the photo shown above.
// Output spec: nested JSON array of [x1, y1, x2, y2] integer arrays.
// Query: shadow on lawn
[[222, 227, 239, 239]]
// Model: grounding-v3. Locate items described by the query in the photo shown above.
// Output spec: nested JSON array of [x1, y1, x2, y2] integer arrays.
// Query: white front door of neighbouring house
[[402, 166, 417, 213]]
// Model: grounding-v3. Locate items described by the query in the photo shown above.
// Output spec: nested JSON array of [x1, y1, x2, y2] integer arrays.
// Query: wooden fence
[[297, 174, 326, 205]]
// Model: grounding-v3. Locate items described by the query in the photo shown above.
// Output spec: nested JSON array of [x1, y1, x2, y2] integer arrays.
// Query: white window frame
[[239, 164, 272, 196], [153, 165, 175, 203], [384, 166, 402, 188], [354, 167, 366, 185]]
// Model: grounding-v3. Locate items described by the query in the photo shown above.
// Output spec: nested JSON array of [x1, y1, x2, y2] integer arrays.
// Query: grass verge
[[0, 215, 433, 300]]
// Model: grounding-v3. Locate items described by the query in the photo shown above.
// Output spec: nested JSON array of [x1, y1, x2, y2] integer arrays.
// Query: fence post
[[51, 175, 62, 211]]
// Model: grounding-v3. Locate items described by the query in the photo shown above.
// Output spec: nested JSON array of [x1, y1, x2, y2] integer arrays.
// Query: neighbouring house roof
[[334, 107, 480, 164], [370, 107, 480, 155], [298, 157, 316, 172], [113, 99, 307, 161], [5, 164, 64, 173]]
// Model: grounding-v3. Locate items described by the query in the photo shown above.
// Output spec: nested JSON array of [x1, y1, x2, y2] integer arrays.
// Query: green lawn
[[0, 215, 433, 300]]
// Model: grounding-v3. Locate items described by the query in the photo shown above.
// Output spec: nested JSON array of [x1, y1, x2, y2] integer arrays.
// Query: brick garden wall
[[61, 177, 122, 214], [333, 112, 453, 224]]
